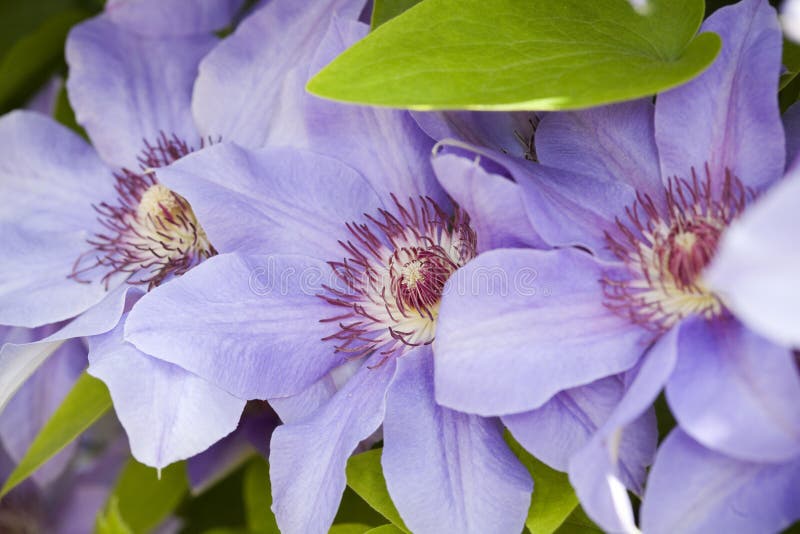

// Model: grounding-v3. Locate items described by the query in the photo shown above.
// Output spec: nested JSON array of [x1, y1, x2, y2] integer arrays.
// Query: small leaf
[[243, 457, 280, 534], [95, 497, 134, 534], [370, 0, 422, 29], [364, 525, 406, 534], [552, 506, 604, 534], [104, 458, 188, 533], [345, 449, 409, 533], [309, 0, 720, 110], [330, 524, 376, 534], [1, 371, 112, 497], [506, 432, 579, 534]]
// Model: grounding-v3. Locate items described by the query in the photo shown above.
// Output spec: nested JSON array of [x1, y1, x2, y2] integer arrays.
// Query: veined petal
[[655, 0, 784, 192], [383, 348, 531, 534], [435, 248, 649, 416], [88, 317, 245, 469], [641, 430, 800, 534], [105, 0, 244, 36], [666, 317, 800, 462], [66, 15, 215, 169], [269, 354, 396, 534], [125, 253, 347, 400]]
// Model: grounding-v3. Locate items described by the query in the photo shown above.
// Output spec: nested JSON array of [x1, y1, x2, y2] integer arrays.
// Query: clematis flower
[[425, 0, 800, 531], [0, 0, 348, 469], [124, 17, 535, 534]]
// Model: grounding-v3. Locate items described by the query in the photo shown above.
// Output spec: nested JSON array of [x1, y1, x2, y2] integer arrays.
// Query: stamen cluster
[[602, 166, 752, 331], [320, 195, 477, 363]]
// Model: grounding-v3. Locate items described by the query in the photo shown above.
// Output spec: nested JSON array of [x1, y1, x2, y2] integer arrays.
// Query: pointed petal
[[192, 0, 364, 149], [641, 430, 800, 534], [568, 327, 679, 533], [125, 253, 346, 399], [435, 248, 649, 415], [503, 374, 657, 478], [536, 100, 663, 203], [705, 168, 800, 347], [269, 354, 396, 534], [0, 111, 117, 327], [66, 16, 215, 169], [666, 317, 800, 462], [88, 317, 245, 468], [431, 152, 545, 252], [156, 143, 382, 258], [269, 375, 337, 424], [105, 0, 244, 36], [383, 348, 531, 534], [656, 0, 784, 191]]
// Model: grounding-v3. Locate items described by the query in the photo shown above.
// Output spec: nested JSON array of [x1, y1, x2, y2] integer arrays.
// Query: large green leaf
[[309, 0, 720, 110], [370, 0, 422, 29], [243, 457, 280, 534], [364, 525, 406, 534], [345, 449, 409, 533], [0, 371, 112, 497], [100, 459, 188, 533], [506, 433, 579, 534]]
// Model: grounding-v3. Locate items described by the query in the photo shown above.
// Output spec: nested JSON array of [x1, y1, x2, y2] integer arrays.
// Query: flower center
[[320, 195, 476, 362], [71, 133, 216, 288], [602, 167, 751, 332]]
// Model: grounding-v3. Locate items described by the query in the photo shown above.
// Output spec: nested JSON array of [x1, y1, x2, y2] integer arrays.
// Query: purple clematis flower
[[124, 16, 534, 534], [426, 0, 800, 531], [0, 0, 345, 469]]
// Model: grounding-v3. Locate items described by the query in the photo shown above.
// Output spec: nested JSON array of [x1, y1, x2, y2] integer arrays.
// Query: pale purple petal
[[656, 0, 784, 191], [106, 0, 244, 36], [269, 354, 396, 534], [156, 143, 382, 258], [705, 168, 800, 348], [0, 285, 134, 415], [567, 326, 679, 533], [270, 375, 337, 424], [413, 110, 537, 159], [431, 152, 545, 252], [192, 0, 365, 148], [383, 348, 531, 534], [66, 16, 215, 169], [666, 317, 800, 462], [435, 248, 649, 415], [0, 111, 117, 328], [125, 253, 346, 399], [641, 430, 800, 534], [0, 336, 85, 486], [298, 17, 442, 202], [503, 374, 657, 478], [88, 317, 246, 469], [536, 100, 664, 204]]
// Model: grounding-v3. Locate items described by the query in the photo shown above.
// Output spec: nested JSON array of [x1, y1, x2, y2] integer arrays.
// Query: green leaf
[[781, 39, 800, 90], [330, 524, 376, 534], [506, 432, 579, 534], [243, 457, 280, 534], [95, 498, 134, 534], [364, 525, 406, 534], [102, 459, 188, 533], [177, 461, 249, 532], [0, 7, 91, 112], [370, 0, 422, 29], [309, 0, 720, 110], [1, 371, 112, 497], [345, 449, 409, 533], [552, 506, 603, 534]]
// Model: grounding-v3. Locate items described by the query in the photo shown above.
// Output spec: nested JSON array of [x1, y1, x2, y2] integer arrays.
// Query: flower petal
[[66, 16, 215, 169], [705, 168, 800, 348], [567, 327, 678, 533], [0, 111, 117, 327], [156, 143, 382, 259], [666, 317, 800, 462], [125, 253, 347, 399], [192, 0, 364, 149], [89, 317, 246, 469], [503, 374, 657, 477], [383, 348, 531, 534], [641, 429, 800, 534], [536, 100, 663, 203], [105, 0, 243, 36], [431, 152, 545, 252], [269, 354, 396, 534], [435, 248, 649, 416], [783, 101, 800, 168], [655, 0, 784, 191]]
